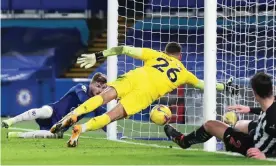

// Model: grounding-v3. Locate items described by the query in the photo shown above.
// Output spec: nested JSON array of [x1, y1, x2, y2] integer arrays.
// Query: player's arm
[[249, 107, 262, 115], [103, 46, 159, 61], [103, 46, 142, 58], [230, 96, 276, 115], [227, 105, 262, 115], [75, 84, 89, 103], [266, 115, 276, 138], [185, 71, 226, 91], [77, 46, 158, 68], [263, 116, 276, 158]]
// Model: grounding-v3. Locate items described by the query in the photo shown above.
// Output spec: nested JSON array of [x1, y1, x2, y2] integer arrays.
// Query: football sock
[[8, 106, 53, 125], [74, 95, 103, 116], [8, 132, 23, 138], [9, 130, 57, 138], [184, 125, 213, 146], [81, 114, 111, 132]]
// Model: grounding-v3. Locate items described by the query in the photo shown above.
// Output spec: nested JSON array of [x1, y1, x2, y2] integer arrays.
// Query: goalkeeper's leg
[[7, 130, 63, 139], [74, 87, 118, 116], [2, 106, 53, 128], [67, 103, 126, 147], [67, 87, 150, 147], [50, 87, 117, 133]]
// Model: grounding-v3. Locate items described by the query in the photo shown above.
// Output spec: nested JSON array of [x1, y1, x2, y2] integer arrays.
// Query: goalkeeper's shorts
[[107, 70, 159, 116]]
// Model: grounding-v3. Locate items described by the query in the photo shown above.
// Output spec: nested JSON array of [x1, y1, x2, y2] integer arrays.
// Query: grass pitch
[[1, 118, 276, 165]]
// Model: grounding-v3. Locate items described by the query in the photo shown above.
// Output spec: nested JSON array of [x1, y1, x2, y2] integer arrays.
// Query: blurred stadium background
[[1, 0, 276, 163], [1, 0, 276, 164]]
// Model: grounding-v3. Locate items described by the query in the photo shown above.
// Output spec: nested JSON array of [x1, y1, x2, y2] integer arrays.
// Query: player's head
[[250, 72, 273, 101], [89, 72, 107, 96], [165, 42, 182, 59]]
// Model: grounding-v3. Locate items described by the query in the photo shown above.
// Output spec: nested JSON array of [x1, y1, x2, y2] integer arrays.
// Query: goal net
[[114, 0, 275, 148]]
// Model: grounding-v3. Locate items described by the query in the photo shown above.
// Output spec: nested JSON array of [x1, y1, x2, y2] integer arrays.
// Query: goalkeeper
[[2, 73, 107, 139], [50, 43, 236, 147]]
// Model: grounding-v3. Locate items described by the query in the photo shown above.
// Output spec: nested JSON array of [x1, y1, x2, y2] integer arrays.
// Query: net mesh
[[116, 0, 275, 146]]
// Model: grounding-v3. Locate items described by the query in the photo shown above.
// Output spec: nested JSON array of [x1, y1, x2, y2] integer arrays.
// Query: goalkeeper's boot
[[50, 113, 77, 133], [164, 124, 190, 149], [67, 125, 81, 147], [7, 132, 23, 138], [2, 119, 13, 128]]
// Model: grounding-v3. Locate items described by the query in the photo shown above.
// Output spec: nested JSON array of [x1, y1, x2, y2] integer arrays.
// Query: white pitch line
[[7, 127, 276, 162]]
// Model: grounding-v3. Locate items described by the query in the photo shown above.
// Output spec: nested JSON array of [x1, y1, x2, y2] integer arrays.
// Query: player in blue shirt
[[2, 72, 107, 139]]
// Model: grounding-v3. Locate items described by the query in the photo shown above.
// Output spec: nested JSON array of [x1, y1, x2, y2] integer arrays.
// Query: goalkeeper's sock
[[81, 114, 111, 132], [8, 106, 53, 126], [184, 125, 213, 146], [73, 95, 104, 116]]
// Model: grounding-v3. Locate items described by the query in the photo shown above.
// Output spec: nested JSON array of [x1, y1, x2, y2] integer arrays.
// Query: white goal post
[[106, 0, 218, 151], [106, 0, 275, 152], [106, 0, 118, 140], [203, 0, 217, 152]]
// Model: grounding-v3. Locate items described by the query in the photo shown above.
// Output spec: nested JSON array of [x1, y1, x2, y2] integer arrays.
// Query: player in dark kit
[[164, 72, 276, 160], [2, 73, 107, 139]]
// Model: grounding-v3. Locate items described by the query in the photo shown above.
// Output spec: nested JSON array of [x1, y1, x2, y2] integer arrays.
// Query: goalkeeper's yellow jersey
[[137, 48, 200, 97]]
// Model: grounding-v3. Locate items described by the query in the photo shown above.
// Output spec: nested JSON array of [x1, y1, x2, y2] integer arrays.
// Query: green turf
[[1, 118, 276, 165]]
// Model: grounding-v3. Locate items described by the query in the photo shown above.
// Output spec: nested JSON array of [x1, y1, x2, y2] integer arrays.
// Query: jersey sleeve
[[265, 110, 276, 138], [265, 122, 276, 138], [184, 71, 200, 87], [183, 70, 225, 91], [103, 46, 161, 62], [139, 48, 162, 61], [250, 107, 262, 115], [75, 84, 90, 103]]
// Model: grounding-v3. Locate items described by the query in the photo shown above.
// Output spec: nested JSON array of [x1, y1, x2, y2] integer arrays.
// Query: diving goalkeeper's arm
[[77, 46, 238, 93], [77, 46, 142, 69], [193, 76, 238, 94]]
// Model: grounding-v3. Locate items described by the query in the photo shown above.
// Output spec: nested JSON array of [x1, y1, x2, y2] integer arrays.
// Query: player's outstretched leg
[[67, 103, 126, 147], [1, 121, 10, 128], [7, 130, 63, 139], [164, 125, 190, 149], [2, 106, 52, 128], [165, 120, 229, 149], [50, 87, 117, 134]]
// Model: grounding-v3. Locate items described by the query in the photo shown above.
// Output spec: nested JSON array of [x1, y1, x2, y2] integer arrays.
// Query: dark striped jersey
[[250, 98, 276, 157]]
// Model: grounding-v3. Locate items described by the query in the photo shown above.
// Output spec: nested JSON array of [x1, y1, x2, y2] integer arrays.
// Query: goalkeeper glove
[[76, 52, 104, 69], [224, 77, 239, 96]]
